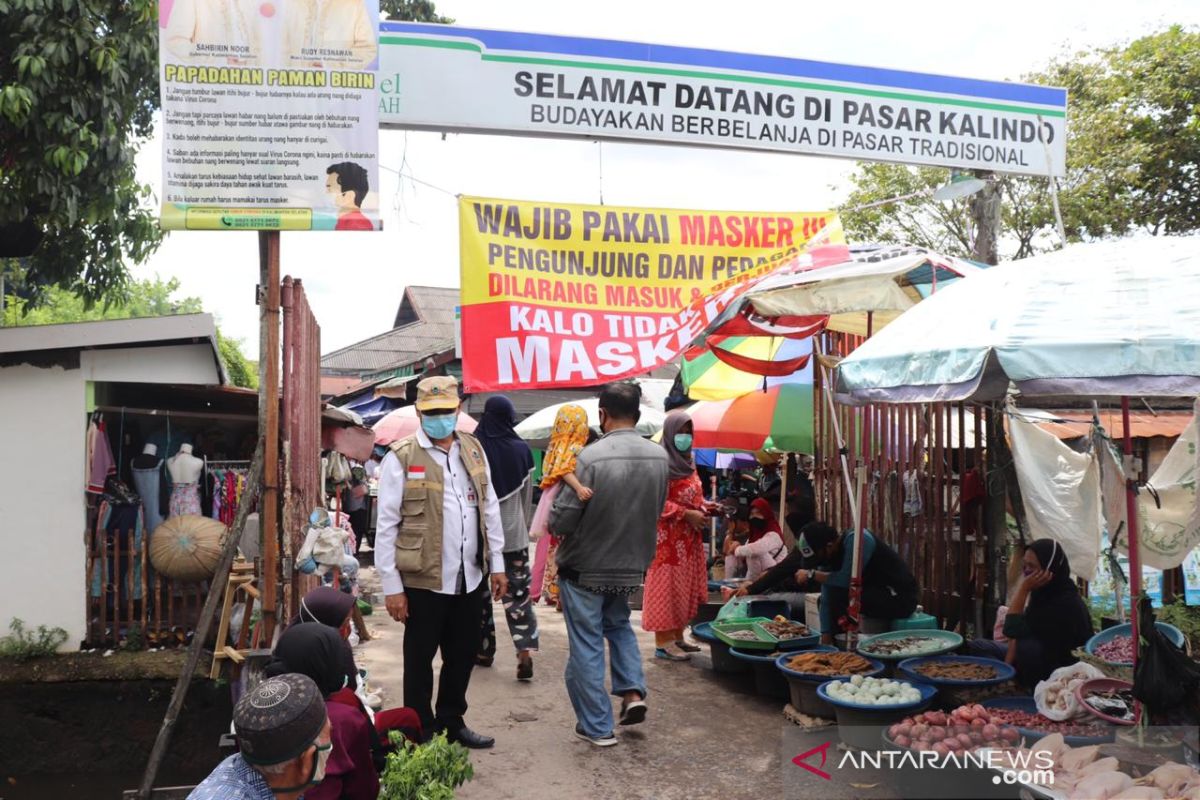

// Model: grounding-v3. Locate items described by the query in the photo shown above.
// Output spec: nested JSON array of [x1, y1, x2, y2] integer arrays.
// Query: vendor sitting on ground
[[734, 521, 918, 644], [723, 498, 788, 582], [966, 538, 1093, 688], [188, 673, 332, 800]]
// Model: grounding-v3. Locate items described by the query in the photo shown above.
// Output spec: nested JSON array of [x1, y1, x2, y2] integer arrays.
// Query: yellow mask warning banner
[[458, 195, 845, 391]]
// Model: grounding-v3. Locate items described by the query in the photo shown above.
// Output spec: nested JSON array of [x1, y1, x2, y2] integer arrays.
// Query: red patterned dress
[[642, 473, 709, 633]]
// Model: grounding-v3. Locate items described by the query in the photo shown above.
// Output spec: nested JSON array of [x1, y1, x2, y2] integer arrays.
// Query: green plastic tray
[[712, 617, 775, 650]]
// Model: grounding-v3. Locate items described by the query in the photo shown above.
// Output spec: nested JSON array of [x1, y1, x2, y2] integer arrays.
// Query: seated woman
[[265, 623, 381, 800], [723, 498, 788, 582], [293, 586, 360, 691], [967, 539, 1093, 688]]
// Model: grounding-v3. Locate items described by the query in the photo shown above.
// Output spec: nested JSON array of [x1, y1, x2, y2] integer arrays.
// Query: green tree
[[839, 27, 1200, 257], [1, 0, 449, 309], [2, 275, 257, 388], [380, 0, 452, 22], [0, 0, 161, 307]]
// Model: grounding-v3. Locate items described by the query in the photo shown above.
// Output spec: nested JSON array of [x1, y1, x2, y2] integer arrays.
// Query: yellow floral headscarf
[[540, 404, 590, 488]]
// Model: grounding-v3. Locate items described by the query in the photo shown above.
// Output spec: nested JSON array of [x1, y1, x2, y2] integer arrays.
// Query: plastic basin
[[818, 679, 936, 750], [706, 634, 750, 675], [897, 655, 1016, 688], [1075, 678, 1139, 726], [731, 647, 790, 701], [775, 650, 886, 682], [691, 621, 718, 644], [1084, 622, 1185, 666], [981, 696, 1115, 746], [857, 630, 964, 661], [712, 618, 776, 650]]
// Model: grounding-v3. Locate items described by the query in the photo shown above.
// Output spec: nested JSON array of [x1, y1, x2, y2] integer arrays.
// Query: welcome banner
[[458, 196, 844, 392]]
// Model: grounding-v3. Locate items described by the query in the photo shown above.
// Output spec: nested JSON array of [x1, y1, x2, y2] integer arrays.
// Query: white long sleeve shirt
[[375, 429, 505, 596]]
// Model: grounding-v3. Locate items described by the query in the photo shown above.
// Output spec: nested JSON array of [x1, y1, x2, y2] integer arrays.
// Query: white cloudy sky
[[132, 0, 1200, 354]]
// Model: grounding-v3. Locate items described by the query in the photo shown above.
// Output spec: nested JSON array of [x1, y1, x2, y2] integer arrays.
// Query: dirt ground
[[352, 561, 899, 800]]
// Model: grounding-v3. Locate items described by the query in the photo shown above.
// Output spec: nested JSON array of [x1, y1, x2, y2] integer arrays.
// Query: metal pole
[[709, 474, 718, 561], [1121, 397, 1140, 672], [259, 231, 282, 643]]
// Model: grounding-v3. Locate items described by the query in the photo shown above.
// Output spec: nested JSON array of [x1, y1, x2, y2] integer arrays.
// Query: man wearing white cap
[[376, 376, 507, 749]]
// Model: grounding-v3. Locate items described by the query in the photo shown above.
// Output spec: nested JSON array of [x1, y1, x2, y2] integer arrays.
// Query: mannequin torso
[[167, 444, 204, 484]]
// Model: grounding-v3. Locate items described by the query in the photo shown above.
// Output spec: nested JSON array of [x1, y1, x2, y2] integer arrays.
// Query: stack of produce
[[785, 651, 875, 676], [995, 733, 1200, 799], [1095, 635, 1135, 664], [825, 676, 924, 706], [913, 661, 999, 681], [985, 707, 1114, 739], [885, 704, 1020, 752]]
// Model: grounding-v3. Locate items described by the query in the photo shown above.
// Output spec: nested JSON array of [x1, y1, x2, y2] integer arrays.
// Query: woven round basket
[[149, 515, 227, 581]]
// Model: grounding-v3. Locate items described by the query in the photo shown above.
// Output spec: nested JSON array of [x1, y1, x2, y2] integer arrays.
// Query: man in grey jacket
[[549, 382, 668, 747]]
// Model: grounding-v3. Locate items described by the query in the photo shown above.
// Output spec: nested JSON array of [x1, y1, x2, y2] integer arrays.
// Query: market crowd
[[188, 375, 997, 797]]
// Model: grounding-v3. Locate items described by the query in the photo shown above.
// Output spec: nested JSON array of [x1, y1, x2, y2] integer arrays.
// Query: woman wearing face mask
[[265, 623, 380, 799], [966, 539, 1092, 687], [724, 497, 788, 582], [642, 411, 719, 661]]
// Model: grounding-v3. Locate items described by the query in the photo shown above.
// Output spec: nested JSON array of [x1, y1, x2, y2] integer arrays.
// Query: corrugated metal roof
[[322, 285, 458, 373], [1038, 410, 1191, 440]]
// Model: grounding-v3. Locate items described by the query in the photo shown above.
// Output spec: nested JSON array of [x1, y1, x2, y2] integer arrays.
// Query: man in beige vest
[[376, 376, 507, 749]]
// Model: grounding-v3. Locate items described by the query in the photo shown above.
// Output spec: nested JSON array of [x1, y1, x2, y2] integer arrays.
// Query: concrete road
[[352, 564, 899, 800]]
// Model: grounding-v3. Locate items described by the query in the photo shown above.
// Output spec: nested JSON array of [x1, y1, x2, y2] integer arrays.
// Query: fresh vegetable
[[885, 704, 1020, 752], [913, 661, 998, 681], [785, 651, 875, 676], [824, 675, 924, 706], [1094, 634, 1134, 663], [381, 731, 474, 800], [985, 707, 1113, 738]]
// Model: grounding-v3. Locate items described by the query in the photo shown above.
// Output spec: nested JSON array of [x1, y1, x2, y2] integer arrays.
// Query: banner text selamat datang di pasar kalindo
[[458, 196, 844, 392]]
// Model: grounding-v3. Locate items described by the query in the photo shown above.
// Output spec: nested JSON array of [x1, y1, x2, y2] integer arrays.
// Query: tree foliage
[[380, 0, 452, 23], [0, 0, 161, 307], [840, 27, 1200, 258], [1, 275, 257, 388]]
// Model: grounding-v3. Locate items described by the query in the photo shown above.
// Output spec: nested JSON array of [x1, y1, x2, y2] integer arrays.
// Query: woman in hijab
[[265, 623, 380, 800], [291, 586, 359, 691], [969, 539, 1093, 687], [473, 396, 540, 680], [724, 497, 788, 581], [642, 411, 715, 661]]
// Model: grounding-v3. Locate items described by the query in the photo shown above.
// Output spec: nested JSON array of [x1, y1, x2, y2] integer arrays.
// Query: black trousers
[[822, 584, 918, 634], [403, 584, 488, 734]]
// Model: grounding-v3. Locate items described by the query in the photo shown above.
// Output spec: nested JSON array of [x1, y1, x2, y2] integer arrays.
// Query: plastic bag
[[1034, 662, 1105, 720], [716, 596, 756, 621], [1133, 595, 1200, 714], [528, 482, 561, 542]]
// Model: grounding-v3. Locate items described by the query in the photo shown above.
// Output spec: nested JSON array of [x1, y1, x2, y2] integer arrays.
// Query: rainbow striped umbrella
[[689, 383, 814, 454], [681, 336, 814, 401]]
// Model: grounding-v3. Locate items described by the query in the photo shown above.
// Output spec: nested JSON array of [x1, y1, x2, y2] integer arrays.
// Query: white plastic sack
[[1129, 400, 1200, 570], [1034, 662, 1104, 721], [1009, 406, 1102, 581]]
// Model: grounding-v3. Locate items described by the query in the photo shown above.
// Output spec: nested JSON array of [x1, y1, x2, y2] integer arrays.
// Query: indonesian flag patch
[[407, 466, 426, 480]]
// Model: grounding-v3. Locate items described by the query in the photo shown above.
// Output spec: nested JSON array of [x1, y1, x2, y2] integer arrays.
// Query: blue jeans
[[559, 578, 648, 738]]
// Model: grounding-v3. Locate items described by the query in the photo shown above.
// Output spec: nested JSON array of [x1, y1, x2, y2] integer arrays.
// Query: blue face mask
[[421, 413, 457, 440], [673, 434, 693, 452]]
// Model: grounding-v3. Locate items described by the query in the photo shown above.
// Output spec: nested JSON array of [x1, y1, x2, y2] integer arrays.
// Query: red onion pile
[[1094, 634, 1134, 663], [985, 708, 1112, 738], [886, 704, 1020, 754]]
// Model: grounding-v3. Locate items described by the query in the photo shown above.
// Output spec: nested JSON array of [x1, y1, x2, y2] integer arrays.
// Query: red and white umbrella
[[372, 406, 476, 445]]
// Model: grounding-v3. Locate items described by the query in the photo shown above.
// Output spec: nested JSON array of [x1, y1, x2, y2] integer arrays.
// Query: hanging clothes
[[132, 463, 165, 532], [87, 418, 116, 494]]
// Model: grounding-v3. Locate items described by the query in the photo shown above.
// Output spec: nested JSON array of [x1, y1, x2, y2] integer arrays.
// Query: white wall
[[81, 344, 220, 385], [0, 364, 87, 648]]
